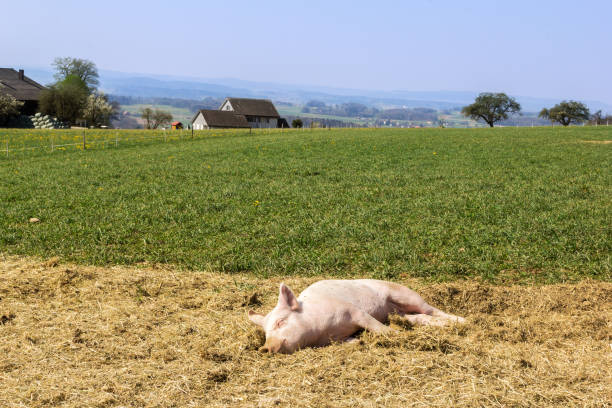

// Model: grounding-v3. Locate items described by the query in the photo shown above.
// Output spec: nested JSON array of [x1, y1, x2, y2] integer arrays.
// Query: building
[[0, 68, 46, 115], [219, 97, 280, 128], [192, 110, 250, 130], [171, 121, 183, 130]]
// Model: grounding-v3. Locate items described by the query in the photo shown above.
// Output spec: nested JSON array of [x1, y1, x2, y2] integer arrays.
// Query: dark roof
[[194, 110, 250, 128], [0, 68, 46, 101], [224, 98, 280, 118]]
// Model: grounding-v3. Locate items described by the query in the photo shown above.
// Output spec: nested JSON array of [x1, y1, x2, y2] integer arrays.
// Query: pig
[[247, 279, 465, 354]]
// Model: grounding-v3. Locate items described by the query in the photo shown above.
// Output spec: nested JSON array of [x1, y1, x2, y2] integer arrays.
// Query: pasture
[[0, 127, 610, 406], [0, 127, 610, 282]]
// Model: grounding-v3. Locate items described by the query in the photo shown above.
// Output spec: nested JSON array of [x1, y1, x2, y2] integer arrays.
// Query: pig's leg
[[401, 313, 448, 327], [386, 283, 465, 324], [350, 307, 395, 334], [342, 336, 360, 344]]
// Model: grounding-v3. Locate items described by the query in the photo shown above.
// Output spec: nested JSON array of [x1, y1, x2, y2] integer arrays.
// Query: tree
[[539, 101, 590, 126], [461, 93, 521, 127], [292, 118, 303, 128], [53, 57, 100, 89], [81, 92, 118, 127], [140, 108, 154, 129], [0, 93, 24, 127], [140, 108, 172, 129], [39, 75, 89, 124], [152, 109, 173, 129]]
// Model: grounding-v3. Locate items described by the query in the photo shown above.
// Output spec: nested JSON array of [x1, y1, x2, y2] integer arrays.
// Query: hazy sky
[[2, 0, 610, 103]]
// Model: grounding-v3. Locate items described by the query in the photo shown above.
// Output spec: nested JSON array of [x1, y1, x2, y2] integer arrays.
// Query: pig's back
[[298, 279, 394, 322]]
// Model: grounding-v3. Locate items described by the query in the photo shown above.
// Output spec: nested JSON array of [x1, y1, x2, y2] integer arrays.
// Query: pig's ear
[[247, 310, 265, 327], [278, 283, 300, 311]]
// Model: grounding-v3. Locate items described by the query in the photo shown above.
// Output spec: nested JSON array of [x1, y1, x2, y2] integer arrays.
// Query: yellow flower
[[253, 200, 260, 206]]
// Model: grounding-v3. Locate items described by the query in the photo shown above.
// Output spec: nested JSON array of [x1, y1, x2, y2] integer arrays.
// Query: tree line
[[110, 95, 222, 112], [302, 100, 438, 122]]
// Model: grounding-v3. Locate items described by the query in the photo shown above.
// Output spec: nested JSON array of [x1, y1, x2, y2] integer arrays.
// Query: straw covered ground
[[1, 255, 610, 407]]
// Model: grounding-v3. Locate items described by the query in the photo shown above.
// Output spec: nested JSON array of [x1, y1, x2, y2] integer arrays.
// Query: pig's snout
[[259, 337, 288, 354]]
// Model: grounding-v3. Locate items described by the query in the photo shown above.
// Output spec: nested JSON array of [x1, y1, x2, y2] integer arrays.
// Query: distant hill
[[17, 66, 612, 113]]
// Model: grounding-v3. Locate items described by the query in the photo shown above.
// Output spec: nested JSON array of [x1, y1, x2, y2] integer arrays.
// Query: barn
[[191, 110, 250, 130], [0, 68, 46, 115]]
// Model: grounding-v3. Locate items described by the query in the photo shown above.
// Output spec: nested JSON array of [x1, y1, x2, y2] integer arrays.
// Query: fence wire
[[1, 127, 311, 159]]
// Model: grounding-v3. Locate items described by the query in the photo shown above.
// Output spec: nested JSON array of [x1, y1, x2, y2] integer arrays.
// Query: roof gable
[[0, 68, 46, 101], [223, 98, 279, 118]]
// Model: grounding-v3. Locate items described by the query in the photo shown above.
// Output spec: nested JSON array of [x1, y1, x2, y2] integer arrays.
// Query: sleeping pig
[[247, 279, 465, 353]]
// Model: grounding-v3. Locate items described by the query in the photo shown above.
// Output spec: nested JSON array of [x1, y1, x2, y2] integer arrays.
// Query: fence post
[[5, 140, 8, 158], [115, 132, 118, 147], [82, 130, 86, 150], [51, 136, 54, 152]]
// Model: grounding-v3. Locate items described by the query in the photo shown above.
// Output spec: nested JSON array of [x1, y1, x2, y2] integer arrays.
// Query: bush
[[0, 93, 24, 127]]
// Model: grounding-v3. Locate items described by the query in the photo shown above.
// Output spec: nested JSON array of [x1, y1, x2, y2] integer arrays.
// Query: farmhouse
[[0, 68, 46, 115], [192, 110, 250, 130], [219, 97, 280, 128]]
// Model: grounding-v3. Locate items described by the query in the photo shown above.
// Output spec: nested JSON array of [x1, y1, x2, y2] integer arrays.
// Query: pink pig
[[248, 279, 465, 353]]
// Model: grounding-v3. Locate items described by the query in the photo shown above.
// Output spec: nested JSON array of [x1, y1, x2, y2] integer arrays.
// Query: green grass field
[[1, 127, 610, 282]]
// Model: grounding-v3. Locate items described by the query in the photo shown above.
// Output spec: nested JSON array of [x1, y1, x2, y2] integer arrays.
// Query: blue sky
[[2, 0, 611, 103]]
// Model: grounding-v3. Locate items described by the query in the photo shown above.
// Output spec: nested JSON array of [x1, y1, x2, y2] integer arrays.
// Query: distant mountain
[[17, 66, 612, 113]]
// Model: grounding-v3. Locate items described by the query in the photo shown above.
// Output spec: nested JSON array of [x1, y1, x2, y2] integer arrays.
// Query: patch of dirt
[[0, 255, 610, 407], [582, 140, 612, 144]]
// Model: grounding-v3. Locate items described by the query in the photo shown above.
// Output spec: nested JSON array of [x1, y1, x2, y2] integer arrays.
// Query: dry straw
[[0, 255, 610, 407]]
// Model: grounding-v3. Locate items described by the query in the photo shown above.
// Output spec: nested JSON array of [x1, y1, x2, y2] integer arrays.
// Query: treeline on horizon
[[302, 100, 440, 121], [109, 95, 224, 112]]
